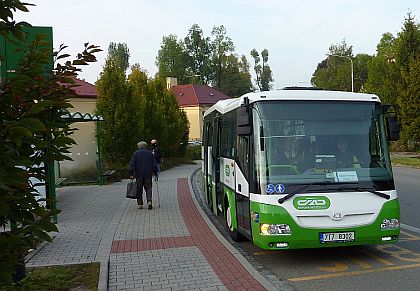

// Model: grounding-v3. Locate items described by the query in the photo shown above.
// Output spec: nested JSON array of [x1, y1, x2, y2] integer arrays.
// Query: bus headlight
[[260, 224, 291, 235], [380, 219, 400, 230]]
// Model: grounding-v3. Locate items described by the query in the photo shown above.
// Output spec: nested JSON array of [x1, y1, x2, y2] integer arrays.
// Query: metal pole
[[350, 58, 354, 92]]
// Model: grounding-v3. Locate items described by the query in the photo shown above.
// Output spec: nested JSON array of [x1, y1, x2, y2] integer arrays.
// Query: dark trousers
[[135, 176, 152, 205]]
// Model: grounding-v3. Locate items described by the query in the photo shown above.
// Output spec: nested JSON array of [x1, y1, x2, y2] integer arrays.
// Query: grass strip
[[18, 262, 100, 290], [391, 156, 420, 168]]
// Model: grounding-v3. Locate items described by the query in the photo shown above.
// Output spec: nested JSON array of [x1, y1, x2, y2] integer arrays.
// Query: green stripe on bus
[[250, 199, 400, 250]]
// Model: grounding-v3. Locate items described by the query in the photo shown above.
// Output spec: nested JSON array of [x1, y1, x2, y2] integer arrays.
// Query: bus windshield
[[253, 101, 394, 193]]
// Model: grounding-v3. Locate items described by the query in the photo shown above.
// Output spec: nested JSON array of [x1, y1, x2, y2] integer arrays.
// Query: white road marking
[[401, 223, 420, 235]]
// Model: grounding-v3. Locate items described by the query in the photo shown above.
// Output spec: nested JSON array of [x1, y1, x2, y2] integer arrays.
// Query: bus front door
[[236, 136, 252, 239]]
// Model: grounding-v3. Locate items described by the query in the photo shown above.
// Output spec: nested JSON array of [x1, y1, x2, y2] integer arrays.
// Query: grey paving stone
[[24, 163, 266, 291], [109, 247, 225, 290]]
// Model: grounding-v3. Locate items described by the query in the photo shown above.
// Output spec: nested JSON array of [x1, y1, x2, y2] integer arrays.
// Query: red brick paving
[[111, 236, 194, 253], [110, 178, 266, 290], [177, 178, 265, 291]]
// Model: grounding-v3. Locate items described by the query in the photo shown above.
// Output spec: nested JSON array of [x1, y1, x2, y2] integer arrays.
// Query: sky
[[16, 0, 420, 90]]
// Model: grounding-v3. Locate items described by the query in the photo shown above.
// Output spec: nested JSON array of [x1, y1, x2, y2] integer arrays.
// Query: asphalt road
[[393, 166, 420, 229], [236, 166, 420, 291]]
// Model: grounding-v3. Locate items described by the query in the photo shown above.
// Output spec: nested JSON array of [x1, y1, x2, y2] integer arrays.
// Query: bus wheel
[[226, 205, 242, 242]]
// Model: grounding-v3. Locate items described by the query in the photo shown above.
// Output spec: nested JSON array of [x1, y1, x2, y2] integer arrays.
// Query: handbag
[[126, 179, 138, 199]]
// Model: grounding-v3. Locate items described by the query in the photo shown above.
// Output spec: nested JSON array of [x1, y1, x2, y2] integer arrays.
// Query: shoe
[[138, 204, 143, 209], [147, 202, 153, 209]]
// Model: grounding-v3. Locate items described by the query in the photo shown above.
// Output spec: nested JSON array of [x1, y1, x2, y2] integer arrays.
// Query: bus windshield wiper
[[277, 181, 358, 204], [338, 186, 390, 200]]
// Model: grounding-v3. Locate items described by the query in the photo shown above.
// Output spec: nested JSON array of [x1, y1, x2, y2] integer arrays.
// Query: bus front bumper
[[250, 199, 400, 250]]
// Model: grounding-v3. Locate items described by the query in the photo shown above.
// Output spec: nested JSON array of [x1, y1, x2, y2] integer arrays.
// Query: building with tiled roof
[[59, 78, 99, 182], [71, 78, 98, 97], [168, 79, 232, 141]]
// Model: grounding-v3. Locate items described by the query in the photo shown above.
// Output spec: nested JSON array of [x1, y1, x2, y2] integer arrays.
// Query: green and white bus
[[201, 88, 401, 250]]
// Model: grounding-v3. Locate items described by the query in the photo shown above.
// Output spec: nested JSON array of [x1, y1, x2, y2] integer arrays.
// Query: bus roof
[[203, 90, 381, 117]]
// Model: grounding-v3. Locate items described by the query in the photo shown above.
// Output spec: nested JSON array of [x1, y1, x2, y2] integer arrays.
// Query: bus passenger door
[[204, 122, 213, 209], [215, 116, 223, 215], [213, 116, 223, 215], [236, 136, 252, 238]]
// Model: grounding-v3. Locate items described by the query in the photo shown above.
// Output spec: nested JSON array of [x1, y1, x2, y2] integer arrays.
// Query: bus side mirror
[[237, 106, 252, 135], [383, 104, 400, 141]]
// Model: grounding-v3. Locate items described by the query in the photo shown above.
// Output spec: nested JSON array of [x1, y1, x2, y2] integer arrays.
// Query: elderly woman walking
[[129, 141, 158, 209]]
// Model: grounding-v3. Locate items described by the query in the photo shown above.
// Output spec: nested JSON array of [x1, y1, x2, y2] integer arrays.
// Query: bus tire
[[225, 205, 243, 242]]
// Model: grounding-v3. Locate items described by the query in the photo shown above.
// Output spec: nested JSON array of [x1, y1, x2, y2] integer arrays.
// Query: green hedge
[[186, 145, 202, 160]]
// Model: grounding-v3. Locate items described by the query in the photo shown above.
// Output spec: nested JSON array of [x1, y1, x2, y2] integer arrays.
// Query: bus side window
[[237, 136, 250, 180]]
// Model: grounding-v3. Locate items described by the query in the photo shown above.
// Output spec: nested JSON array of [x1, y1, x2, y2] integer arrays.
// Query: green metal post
[[44, 132, 57, 223], [47, 161, 57, 223]]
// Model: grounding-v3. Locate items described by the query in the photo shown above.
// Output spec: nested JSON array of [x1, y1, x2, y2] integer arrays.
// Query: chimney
[[166, 77, 178, 90]]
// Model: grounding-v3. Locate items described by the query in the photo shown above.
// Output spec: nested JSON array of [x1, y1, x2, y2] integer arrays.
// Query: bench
[[55, 177, 68, 187], [101, 169, 116, 184], [102, 169, 116, 177]]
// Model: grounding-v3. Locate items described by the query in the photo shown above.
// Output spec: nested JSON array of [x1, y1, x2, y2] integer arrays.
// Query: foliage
[[353, 53, 372, 92], [250, 48, 273, 91], [394, 13, 420, 73], [128, 65, 189, 158], [19, 263, 100, 290], [97, 44, 189, 169], [155, 34, 189, 84], [186, 145, 202, 160], [184, 24, 213, 85], [364, 13, 420, 150], [397, 57, 420, 150], [107, 42, 130, 73], [211, 25, 234, 90], [394, 13, 420, 151], [311, 40, 356, 91], [156, 24, 254, 97], [0, 1, 100, 285], [96, 47, 136, 168], [363, 33, 399, 104], [312, 13, 420, 151], [219, 54, 254, 97], [0, 0, 33, 41]]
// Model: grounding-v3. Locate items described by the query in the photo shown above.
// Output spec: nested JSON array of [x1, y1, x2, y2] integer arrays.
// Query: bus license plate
[[320, 232, 355, 243]]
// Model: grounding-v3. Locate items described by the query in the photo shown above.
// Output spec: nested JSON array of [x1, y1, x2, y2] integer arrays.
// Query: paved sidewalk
[[26, 163, 285, 290]]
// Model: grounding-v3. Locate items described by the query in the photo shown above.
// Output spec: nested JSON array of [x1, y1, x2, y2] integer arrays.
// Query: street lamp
[[326, 54, 354, 92]]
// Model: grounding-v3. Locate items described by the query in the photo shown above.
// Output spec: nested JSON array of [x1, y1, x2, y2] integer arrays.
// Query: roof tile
[[170, 84, 231, 107], [71, 78, 98, 97]]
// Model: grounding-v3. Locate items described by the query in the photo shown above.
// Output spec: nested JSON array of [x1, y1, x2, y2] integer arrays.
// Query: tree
[[155, 34, 189, 84], [96, 45, 136, 168], [0, 1, 100, 285], [250, 48, 273, 91], [363, 33, 399, 104], [395, 13, 420, 150], [397, 58, 420, 150], [219, 54, 253, 97], [211, 25, 234, 90], [129, 66, 189, 157], [238, 54, 254, 93], [156, 24, 258, 94], [353, 53, 372, 92], [311, 40, 355, 91], [184, 24, 212, 84], [107, 42, 130, 73], [394, 12, 420, 73]]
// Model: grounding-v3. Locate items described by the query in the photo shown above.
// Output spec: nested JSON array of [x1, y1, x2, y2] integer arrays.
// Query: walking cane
[[155, 177, 160, 207]]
